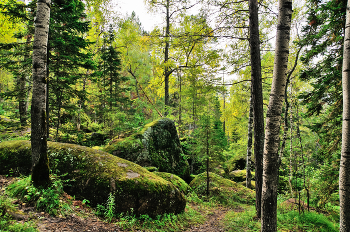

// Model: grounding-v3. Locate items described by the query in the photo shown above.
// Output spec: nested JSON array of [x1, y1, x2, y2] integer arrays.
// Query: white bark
[[340, 0, 350, 230], [261, 0, 292, 230]]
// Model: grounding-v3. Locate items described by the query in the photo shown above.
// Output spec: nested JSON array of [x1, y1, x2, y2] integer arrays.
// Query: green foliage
[[6, 175, 71, 216], [115, 204, 205, 232], [0, 193, 37, 231], [277, 210, 339, 232], [222, 206, 261, 232], [191, 113, 227, 174]]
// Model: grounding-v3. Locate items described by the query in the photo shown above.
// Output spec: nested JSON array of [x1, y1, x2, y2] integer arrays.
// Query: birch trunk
[[249, 0, 264, 218], [31, 0, 51, 188], [261, 0, 292, 230], [340, 0, 350, 229]]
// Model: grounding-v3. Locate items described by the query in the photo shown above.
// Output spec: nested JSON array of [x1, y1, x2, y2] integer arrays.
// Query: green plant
[[277, 210, 339, 232], [0, 191, 38, 231], [223, 205, 260, 232], [6, 175, 71, 216], [105, 193, 115, 222]]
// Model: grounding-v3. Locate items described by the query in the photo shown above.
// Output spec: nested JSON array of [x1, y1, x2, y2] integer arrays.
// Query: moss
[[0, 140, 186, 217], [145, 167, 158, 172], [154, 172, 191, 195], [238, 180, 256, 190], [190, 172, 255, 204], [104, 118, 190, 182], [229, 170, 255, 182]]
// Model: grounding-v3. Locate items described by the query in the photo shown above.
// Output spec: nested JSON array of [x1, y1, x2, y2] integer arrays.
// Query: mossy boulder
[[238, 180, 256, 190], [154, 172, 191, 195], [229, 169, 255, 182], [104, 118, 190, 182], [0, 140, 186, 217], [190, 172, 255, 204]]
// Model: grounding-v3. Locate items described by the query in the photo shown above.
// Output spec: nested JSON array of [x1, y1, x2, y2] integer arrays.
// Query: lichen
[[0, 140, 186, 217]]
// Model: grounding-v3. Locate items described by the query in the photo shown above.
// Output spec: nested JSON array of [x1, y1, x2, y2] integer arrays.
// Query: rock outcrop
[[104, 118, 190, 182], [190, 172, 255, 204], [0, 140, 186, 217], [154, 172, 191, 195]]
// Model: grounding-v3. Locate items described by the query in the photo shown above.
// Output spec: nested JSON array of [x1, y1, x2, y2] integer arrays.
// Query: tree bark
[[340, 0, 350, 229], [18, 36, 32, 127], [261, 0, 292, 230], [31, 0, 51, 188], [246, 95, 253, 189], [249, 0, 264, 218], [164, 0, 170, 116]]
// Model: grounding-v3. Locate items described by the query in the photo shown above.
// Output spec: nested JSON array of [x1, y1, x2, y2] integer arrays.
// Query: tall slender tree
[[31, 0, 51, 188], [261, 0, 292, 230], [249, 0, 264, 218], [339, 0, 350, 229]]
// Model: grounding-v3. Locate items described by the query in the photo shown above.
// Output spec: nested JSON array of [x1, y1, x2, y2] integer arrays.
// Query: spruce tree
[[95, 25, 129, 136], [48, 0, 94, 140]]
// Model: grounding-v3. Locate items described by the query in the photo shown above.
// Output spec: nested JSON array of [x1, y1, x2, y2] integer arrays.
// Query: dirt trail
[[185, 206, 229, 232]]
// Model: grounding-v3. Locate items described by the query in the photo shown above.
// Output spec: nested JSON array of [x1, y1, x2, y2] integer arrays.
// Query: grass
[[222, 205, 261, 232], [277, 210, 339, 231]]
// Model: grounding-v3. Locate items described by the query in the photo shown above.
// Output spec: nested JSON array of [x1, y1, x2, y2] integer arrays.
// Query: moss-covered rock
[[238, 180, 256, 190], [190, 172, 255, 204], [229, 170, 255, 182], [0, 140, 186, 217], [154, 172, 191, 195], [104, 118, 190, 182]]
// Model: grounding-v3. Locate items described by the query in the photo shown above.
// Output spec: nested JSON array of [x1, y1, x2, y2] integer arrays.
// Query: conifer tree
[[95, 25, 130, 135], [48, 0, 94, 139]]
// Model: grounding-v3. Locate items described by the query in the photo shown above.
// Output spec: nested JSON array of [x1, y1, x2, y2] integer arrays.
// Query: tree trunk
[[31, 0, 51, 188], [249, 0, 264, 218], [18, 36, 32, 127], [18, 74, 27, 126], [261, 0, 292, 230], [340, 0, 350, 229], [164, 0, 170, 116], [206, 124, 210, 197], [246, 95, 253, 189]]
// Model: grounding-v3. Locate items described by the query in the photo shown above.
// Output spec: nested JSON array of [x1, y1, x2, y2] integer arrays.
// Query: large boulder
[[153, 172, 191, 195], [229, 169, 255, 182], [0, 140, 186, 217], [104, 118, 190, 182], [190, 172, 255, 205]]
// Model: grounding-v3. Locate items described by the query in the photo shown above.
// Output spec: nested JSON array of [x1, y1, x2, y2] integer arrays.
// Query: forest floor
[[1, 175, 235, 232]]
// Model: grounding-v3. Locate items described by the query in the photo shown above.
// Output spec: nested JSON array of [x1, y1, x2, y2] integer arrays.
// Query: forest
[[0, 0, 348, 231]]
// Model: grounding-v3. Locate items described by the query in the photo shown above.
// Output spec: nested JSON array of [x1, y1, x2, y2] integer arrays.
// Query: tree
[[95, 25, 130, 136], [339, 0, 350, 229], [0, 0, 35, 126], [249, 0, 264, 218], [145, 0, 192, 116], [261, 0, 292, 230], [31, 0, 51, 188]]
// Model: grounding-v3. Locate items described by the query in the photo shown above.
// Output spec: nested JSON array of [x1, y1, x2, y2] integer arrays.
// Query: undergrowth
[[6, 175, 72, 216]]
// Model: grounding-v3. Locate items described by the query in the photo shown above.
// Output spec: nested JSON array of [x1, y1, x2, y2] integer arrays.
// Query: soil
[[1, 175, 234, 232]]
